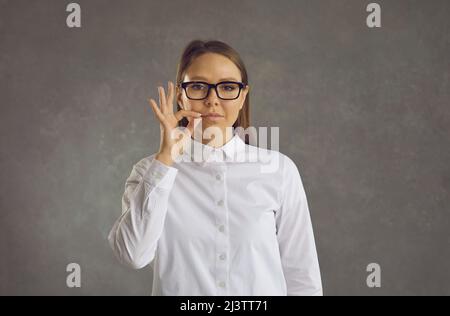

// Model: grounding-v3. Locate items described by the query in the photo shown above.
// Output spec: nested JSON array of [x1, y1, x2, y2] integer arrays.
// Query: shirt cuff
[[142, 157, 178, 190]]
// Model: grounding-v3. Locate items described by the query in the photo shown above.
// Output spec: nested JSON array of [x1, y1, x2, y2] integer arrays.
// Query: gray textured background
[[1, 0, 449, 296]]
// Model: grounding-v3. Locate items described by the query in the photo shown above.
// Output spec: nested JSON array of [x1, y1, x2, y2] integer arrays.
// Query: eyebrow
[[190, 76, 240, 82]]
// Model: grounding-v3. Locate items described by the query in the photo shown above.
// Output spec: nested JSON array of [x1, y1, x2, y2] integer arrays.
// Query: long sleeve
[[108, 154, 178, 269], [275, 155, 323, 296]]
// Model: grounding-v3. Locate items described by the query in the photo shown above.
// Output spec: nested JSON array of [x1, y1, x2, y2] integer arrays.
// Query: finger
[[148, 98, 164, 122], [167, 81, 174, 114], [174, 110, 202, 121], [158, 86, 167, 114]]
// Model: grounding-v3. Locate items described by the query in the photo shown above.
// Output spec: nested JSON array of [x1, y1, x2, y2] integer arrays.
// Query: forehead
[[184, 53, 242, 82]]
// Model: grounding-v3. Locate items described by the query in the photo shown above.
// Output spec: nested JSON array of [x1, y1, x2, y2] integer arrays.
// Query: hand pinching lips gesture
[[148, 81, 202, 166]]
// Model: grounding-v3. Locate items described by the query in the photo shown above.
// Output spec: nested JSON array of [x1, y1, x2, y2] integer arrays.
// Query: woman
[[108, 39, 323, 296]]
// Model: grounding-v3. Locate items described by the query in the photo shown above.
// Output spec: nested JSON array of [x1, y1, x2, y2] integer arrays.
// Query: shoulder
[[243, 142, 299, 175], [280, 152, 301, 175], [130, 153, 158, 175]]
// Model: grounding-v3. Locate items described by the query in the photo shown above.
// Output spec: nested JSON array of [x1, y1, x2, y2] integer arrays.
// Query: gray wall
[[1, 0, 449, 295]]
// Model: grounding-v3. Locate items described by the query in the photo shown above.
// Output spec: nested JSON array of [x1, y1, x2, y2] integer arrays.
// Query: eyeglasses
[[178, 81, 247, 100]]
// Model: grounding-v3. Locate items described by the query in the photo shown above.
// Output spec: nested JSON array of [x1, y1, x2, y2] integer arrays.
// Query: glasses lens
[[217, 82, 240, 99], [186, 82, 209, 99]]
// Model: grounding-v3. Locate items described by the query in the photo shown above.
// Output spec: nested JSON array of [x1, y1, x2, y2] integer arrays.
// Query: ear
[[243, 85, 249, 98], [239, 85, 249, 110]]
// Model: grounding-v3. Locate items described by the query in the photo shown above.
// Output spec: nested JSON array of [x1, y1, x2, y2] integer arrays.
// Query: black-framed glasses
[[178, 81, 247, 100]]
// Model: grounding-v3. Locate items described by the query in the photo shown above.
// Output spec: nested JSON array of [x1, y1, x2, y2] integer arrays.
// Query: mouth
[[200, 113, 225, 122], [201, 113, 224, 117]]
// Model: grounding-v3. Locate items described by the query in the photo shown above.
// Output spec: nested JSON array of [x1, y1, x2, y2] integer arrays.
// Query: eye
[[221, 84, 238, 91], [191, 84, 206, 90]]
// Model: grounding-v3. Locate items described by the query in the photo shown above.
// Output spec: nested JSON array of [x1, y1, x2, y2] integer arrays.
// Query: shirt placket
[[212, 155, 229, 295]]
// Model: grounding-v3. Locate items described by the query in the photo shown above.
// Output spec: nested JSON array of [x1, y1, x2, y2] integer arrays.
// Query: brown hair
[[175, 39, 251, 143]]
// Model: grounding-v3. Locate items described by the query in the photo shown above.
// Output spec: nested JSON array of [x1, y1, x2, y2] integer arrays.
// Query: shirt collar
[[182, 132, 246, 165]]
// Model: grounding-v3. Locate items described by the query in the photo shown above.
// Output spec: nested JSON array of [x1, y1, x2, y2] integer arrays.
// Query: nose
[[204, 86, 220, 106]]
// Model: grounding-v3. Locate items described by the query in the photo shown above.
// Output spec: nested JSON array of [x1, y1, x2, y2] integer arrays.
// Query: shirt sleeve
[[275, 154, 323, 296], [107, 154, 178, 269]]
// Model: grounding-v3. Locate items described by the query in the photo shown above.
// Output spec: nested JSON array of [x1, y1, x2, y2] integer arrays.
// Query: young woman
[[108, 40, 323, 296]]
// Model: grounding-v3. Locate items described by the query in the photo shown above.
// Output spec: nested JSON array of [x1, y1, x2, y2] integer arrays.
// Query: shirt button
[[218, 225, 225, 232], [216, 174, 222, 181], [217, 200, 224, 206], [219, 253, 226, 260], [218, 281, 226, 288]]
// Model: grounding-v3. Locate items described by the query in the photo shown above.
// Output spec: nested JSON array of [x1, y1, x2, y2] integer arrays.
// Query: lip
[[201, 113, 224, 117], [201, 113, 224, 122]]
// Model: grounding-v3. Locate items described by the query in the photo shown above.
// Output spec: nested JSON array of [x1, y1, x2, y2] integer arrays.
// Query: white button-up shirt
[[108, 132, 322, 296]]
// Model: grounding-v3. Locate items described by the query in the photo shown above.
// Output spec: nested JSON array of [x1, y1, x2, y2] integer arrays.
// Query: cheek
[[191, 103, 208, 113], [223, 103, 241, 119]]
